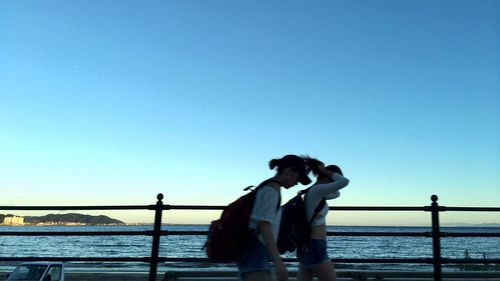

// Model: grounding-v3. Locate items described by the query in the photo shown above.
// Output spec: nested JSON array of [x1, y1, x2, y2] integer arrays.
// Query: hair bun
[[269, 158, 280, 170]]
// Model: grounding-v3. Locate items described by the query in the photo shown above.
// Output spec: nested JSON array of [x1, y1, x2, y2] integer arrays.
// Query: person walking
[[238, 154, 311, 281], [296, 158, 350, 281]]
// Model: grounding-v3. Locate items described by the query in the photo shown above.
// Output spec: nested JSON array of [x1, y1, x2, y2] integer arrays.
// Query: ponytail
[[267, 154, 311, 185], [269, 158, 280, 170], [304, 156, 324, 176], [268, 154, 308, 179]]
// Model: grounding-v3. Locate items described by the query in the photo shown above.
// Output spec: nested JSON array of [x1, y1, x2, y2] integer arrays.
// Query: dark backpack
[[277, 189, 325, 254], [205, 179, 280, 263]]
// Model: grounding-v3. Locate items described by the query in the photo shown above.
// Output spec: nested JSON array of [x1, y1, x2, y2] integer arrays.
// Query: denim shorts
[[297, 239, 330, 269], [237, 237, 272, 277]]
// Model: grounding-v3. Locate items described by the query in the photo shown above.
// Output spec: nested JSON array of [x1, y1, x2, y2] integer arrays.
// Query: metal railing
[[1, 194, 499, 281]]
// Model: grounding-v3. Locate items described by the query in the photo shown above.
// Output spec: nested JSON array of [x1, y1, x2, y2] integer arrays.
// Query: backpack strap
[[257, 179, 281, 190], [309, 198, 326, 225], [300, 188, 326, 225], [245, 179, 281, 209], [244, 179, 281, 191]]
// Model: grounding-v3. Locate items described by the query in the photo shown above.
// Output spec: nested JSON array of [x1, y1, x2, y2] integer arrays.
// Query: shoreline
[[1, 224, 499, 227]]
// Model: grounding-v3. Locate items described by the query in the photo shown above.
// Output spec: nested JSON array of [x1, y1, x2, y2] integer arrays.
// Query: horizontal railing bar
[[443, 207, 500, 212], [331, 258, 433, 263], [443, 258, 500, 264], [163, 205, 225, 210], [0, 205, 153, 211], [5, 257, 497, 265], [332, 206, 429, 211], [442, 232, 500, 237], [164, 205, 500, 212], [0, 231, 430, 237], [159, 231, 500, 238], [160, 231, 206, 235], [163, 270, 500, 278], [326, 232, 430, 237], [165, 205, 429, 211], [0, 257, 150, 262], [160, 257, 500, 264], [159, 231, 432, 237], [0, 231, 153, 236], [159, 257, 500, 264], [158, 257, 434, 263], [2, 205, 499, 212]]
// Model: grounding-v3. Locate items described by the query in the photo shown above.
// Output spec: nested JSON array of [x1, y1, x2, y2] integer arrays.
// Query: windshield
[[9, 265, 47, 280]]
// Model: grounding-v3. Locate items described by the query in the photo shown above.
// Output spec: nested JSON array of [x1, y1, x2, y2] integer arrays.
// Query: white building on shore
[[2, 216, 25, 226]]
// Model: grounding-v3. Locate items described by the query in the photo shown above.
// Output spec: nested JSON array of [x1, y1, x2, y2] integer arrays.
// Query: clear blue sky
[[1, 0, 499, 225]]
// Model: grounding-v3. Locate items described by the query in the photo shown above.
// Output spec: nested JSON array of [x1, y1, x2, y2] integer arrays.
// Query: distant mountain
[[1, 213, 125, 225], [442, 222, 500, 227], [474, 223, 500, 227]]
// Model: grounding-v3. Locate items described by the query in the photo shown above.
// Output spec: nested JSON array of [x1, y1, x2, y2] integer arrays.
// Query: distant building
[[3, 216, 25, 226]]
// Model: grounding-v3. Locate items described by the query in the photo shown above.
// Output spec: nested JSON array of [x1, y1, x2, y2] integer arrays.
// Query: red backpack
[[205, 179, 279, 263]]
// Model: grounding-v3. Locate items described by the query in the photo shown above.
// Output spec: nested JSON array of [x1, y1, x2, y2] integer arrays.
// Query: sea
[[0, 225, 498, 272]]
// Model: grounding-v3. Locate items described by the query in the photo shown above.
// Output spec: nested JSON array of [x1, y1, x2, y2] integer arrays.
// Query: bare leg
[[297, 263, 314, 281]]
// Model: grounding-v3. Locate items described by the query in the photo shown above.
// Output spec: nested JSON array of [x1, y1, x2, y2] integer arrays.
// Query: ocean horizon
[[0, 225, 498, 273], [2, 223, 499, 227]]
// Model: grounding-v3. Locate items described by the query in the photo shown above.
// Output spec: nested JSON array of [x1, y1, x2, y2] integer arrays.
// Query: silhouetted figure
[[297, 157, 350, 281], [238, 154, 311, 281]]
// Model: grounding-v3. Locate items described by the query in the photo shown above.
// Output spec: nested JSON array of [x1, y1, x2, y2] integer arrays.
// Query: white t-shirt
[[248, 186, 282, 241], [305, 173, 349, 226]]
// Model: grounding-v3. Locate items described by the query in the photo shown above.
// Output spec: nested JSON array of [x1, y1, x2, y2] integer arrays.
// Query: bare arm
[[306, 171, 350, 220], [258, 221, 288, 281]]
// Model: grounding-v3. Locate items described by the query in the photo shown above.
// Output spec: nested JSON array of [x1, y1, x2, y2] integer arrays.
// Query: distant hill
[[1, 213, 125, 225], [443, 222, 500, 227]]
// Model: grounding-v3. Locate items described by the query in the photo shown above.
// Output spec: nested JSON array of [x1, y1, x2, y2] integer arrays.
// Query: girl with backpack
[[238, 154, 311, 281], [296, 158, 350, 281]]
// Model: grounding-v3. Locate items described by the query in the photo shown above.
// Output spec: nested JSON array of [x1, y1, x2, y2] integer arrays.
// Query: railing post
[[149, 193, 164, 281], [430, 195, 442, 281]]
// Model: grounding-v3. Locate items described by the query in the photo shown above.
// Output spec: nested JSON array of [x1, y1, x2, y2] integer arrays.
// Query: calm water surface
[[0, 225, 498, 272]]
